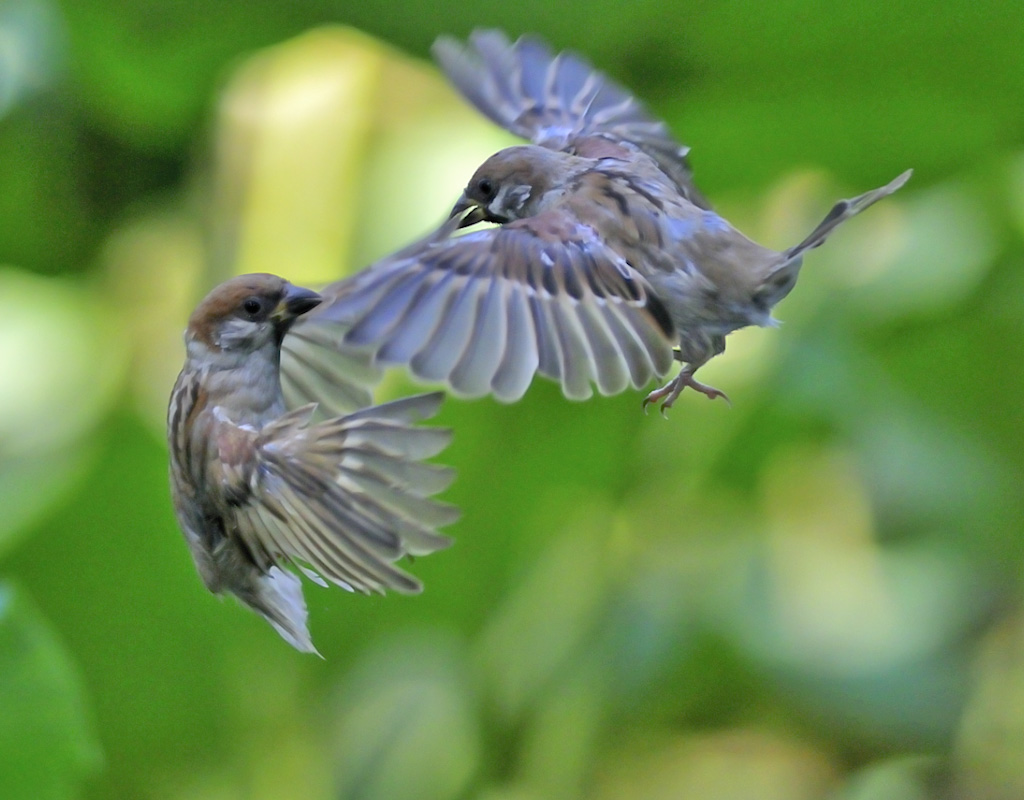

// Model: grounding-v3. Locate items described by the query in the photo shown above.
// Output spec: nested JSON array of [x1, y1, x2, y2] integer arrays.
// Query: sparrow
[[291, 30, 911, 413], [168, 273, 458, 653]]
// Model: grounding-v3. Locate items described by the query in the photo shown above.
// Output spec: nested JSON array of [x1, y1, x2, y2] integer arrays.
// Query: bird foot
[[642, 372, 730, 417]]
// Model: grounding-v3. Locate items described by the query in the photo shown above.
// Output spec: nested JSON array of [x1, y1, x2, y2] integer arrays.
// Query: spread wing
[[302, 211, 678, 402], [218, 392, 458, 598], [280, 331, 381, 417], [433, 29, 710, 209]]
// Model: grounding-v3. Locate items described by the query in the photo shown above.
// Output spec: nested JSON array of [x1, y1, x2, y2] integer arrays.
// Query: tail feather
[[247, 566, 320, 656], [785, 169, 912, 260]]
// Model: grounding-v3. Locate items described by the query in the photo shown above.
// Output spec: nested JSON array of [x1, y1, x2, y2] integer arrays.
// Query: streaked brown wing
[[432, 29, 709, 208], [308, 211, 677, 402], [223, 393, 458, 597]]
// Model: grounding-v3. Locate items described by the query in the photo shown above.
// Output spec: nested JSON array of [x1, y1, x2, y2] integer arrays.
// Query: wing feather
[[432, 29, 709, 208], [449, 277, 508, 396], [375, 270, 458, 363], [309, 211, 675, 402], [222, 393, 456, 597], [491, 285, 540, 401], [280, 329, 379, 416], [410, 274, 482, 382]]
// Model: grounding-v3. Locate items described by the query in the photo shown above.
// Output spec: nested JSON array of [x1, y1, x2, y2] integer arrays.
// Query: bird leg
[[643, 367, 729, 417]]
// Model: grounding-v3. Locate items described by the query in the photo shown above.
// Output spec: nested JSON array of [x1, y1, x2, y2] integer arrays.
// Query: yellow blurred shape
[[747, 168, 992, 324], [518, 658, 605, 800], [477, 788, 544, 800], [697, 322, 778, 393], [212, 27, 380, 285], [595, 729, 836, 800], [164, 726, 330, 800], [101, 210, 205, 434], [748, 170, 912, 320], [159, 644, 331, 800], [761, 446, 902, 671], [756, 170, 837, 251], [105, 26, 517, 430], [0, 268, 124, 454], [211, 26, 514, 287], [353, 68, 514, 265], [842, 181, 994, 319], [955, 613, 1024, 800]]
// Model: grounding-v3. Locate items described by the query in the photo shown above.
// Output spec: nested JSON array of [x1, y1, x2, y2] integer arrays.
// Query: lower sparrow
[[168, 273, 457, 653]]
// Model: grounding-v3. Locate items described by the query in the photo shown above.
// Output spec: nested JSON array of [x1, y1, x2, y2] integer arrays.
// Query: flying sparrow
[[168, 273, 458, 653], [292, 30, 911, 413]]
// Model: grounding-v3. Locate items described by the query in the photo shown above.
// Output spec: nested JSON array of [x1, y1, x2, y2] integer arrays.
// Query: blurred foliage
[[0, 582, 102, 800], [1, 1, 1023, 799]]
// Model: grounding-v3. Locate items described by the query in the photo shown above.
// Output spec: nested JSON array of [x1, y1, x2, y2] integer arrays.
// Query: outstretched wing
[[302, 210, 677, 402], [278, 224, 467, 416], [221, 393, 458, 599], [433, 29, 709, 208], [280, 331, 381, 417]]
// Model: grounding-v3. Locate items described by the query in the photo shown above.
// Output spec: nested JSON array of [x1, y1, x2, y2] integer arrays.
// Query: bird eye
[[476, 178, 496, 200], [242, 298, 264, 317]]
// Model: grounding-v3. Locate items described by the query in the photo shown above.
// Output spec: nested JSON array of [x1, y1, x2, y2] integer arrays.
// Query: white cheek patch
[[218, 318, 267, 351], [494, 184, 533, 216]]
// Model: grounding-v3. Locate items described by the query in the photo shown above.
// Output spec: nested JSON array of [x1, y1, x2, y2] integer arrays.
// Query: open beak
[[450, 194, 491, 229], [277, 284, 322, 322]]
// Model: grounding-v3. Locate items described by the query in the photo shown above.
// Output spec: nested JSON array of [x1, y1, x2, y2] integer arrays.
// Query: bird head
[[186, 274, 322, 355], [451, 145, 572, 227]]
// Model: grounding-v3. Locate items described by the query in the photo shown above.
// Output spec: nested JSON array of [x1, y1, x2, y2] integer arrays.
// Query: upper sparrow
[[291, 30, 911, 412], [168, 273, 458, 653]]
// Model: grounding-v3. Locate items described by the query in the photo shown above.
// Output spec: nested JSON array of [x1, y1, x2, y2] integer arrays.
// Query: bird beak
[[276, 284, 322, 321], [450, 194, 489, 229]]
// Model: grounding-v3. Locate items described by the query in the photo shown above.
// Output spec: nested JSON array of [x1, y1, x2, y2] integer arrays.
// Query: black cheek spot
[[751, 291, 771, 312]]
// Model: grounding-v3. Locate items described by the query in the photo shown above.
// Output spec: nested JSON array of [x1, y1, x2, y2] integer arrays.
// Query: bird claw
[[642, 384, 682, 417], [642, 372, 730, 416]]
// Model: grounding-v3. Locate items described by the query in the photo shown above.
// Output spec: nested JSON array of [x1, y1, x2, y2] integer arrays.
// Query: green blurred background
[[2, 1, 1023, 798]]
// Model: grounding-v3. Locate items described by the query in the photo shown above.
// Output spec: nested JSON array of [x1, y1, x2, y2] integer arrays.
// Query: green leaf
[[0, 581, 102, 800], [332, 632, 479, 800]]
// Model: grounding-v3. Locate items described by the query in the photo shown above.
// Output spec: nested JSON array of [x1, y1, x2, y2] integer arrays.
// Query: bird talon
[[643, 371, 729, 415]]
